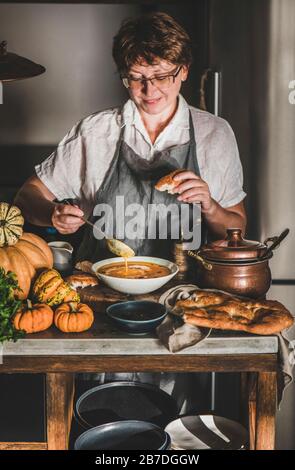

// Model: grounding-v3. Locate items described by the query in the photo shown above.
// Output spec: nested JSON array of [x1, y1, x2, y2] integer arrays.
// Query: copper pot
[[188, 228, 289, 299]]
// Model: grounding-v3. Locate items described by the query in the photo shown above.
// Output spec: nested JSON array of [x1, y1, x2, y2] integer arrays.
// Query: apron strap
[[188, 110, 201, 178]]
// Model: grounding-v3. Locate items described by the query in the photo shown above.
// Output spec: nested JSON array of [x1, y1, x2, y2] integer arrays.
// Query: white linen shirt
[[35, 94, 246, 218]]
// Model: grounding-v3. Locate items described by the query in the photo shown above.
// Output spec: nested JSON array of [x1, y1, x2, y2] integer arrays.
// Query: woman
[[15, 12, 246, 412]]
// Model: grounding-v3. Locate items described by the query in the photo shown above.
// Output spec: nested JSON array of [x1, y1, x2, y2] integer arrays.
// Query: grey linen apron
[[76, 111, 203, 262], [77, 110, 211, 414]]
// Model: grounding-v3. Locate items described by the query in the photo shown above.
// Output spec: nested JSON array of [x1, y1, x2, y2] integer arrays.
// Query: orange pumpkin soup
[[97, 261, 171, 279]]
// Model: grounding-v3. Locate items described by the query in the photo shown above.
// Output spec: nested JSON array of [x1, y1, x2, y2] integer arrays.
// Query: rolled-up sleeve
[[35, 123, 85, 202], [203, 118, 247, 209]]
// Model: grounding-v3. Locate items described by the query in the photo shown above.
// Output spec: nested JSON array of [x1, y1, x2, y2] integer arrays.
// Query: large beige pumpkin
[[0, 232, 53, 299]]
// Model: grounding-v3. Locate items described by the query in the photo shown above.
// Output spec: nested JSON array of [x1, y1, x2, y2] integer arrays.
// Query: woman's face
[[126, 59, 188, 116]]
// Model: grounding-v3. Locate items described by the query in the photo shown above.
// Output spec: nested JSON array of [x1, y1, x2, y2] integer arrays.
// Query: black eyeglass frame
[[121, 65, 183, 89]]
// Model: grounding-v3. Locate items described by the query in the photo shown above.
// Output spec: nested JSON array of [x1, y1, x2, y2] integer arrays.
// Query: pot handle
[[187, 250, 213, 271], [264, 236, 278, 245], [263, 228, 290, 257], [263, 236, 279, 247], [263, 228, 290, 254]]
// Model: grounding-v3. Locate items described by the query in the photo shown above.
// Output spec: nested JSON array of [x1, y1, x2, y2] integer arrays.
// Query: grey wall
[[0, 4, 141, 145], [0, 2, 204, 146]]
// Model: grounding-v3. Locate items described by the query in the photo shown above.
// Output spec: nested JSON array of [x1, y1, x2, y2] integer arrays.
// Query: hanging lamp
[[0, 40, 45, 103]]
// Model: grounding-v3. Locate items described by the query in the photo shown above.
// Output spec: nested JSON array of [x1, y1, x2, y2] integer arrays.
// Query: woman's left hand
[[172, 171, 214, 213]]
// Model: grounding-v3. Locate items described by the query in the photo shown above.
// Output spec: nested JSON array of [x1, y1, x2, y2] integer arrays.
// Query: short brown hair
[[112, 12, 193, 76]]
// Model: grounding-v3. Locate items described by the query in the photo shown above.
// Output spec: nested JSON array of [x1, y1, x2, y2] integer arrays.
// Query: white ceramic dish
[[165, 414, 248, 450], [92, 256, 178, 294]]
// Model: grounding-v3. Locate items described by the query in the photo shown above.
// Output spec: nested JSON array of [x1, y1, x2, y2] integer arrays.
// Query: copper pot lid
[[0, 41, 45, 82], [199, 228, 268, 262]]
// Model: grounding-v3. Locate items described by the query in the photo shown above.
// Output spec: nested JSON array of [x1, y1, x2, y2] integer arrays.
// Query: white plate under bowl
[[92, 256, 178, 295]]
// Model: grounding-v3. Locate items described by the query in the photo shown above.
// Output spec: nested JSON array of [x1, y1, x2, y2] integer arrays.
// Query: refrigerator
[[205, 0, 295, 449]]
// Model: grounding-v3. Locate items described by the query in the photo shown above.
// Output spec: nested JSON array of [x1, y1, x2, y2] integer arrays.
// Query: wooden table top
[[0, 279, 279, 359], [1, 313, 278, 357]]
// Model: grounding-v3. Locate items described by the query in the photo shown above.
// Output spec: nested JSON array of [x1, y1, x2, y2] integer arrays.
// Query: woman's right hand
[[51, 204, 86, 234]]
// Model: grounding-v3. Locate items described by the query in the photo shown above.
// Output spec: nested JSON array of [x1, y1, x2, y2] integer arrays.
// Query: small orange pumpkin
[[13, 299, 54, 333], [54, 302, 94, 333]]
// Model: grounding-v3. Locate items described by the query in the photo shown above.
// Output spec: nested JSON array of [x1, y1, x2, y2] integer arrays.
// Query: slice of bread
[[65, 273, 98, 289], [155, 169, 185, 193]]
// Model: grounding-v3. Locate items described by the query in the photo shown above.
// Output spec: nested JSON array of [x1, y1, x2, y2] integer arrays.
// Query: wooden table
[[0, 283, 279, 451]]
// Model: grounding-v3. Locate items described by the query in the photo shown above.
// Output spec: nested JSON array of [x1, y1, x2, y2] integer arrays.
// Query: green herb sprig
[[0, 267, 25, 343]]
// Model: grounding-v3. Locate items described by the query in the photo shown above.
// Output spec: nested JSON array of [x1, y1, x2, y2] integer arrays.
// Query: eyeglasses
[[122, 66, 182, 91]]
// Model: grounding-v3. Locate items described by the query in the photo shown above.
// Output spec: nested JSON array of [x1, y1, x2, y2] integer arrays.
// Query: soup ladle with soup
[[62, 201, 165, 278], [64, 201, 168, 278], [63, 200, 135, 263]]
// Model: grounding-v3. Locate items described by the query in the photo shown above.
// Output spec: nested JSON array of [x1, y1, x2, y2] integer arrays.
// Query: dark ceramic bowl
[[106, 300, 167, 334], [74, 420, 171, 450], [74, 381, 178, 430]]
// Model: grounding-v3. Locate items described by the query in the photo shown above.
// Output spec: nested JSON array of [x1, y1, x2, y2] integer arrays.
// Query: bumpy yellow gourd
[[33, 269, 80, 306]]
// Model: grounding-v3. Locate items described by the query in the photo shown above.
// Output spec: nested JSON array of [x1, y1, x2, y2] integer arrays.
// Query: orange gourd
[[54, 302, 94, 333], [0, 232, 53, 299], [13, 299, 54, 333]]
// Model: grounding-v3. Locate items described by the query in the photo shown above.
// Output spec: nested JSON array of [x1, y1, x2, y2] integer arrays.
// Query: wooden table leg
[[46, 373, 75, 450], [255, 371, 277, 450], [240, 373, 248, 427], [240, 372, 257, 450], [248, 372, 257, 450]]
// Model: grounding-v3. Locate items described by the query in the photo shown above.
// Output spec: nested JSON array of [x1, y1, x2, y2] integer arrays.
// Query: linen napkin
[[276, 330, 294, 405], [156, 284, 211, 353]]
